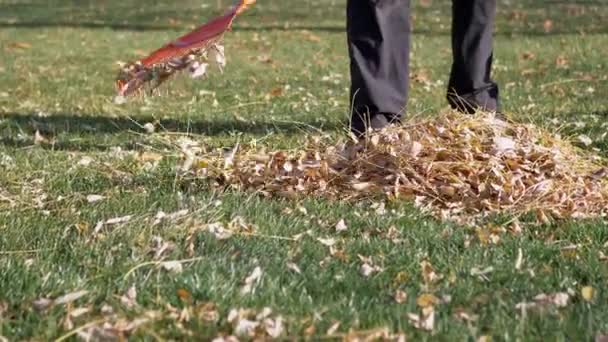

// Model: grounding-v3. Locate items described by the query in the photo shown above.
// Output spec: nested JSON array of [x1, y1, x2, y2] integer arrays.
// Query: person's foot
[[493, 111, 509, 122], [351, 113, 400, 137], [370, 114, 390, 130]]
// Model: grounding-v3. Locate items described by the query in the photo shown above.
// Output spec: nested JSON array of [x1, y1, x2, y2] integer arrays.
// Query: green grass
[[1, 0, 608, 340]]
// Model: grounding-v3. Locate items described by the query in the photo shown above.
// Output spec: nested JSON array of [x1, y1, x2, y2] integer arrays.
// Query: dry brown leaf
[[556, 55, 569, 67], [543, 19, 554, 33], [421, 260, 442, 284], [176, 111, 608, 225], [177, 289, 192, 302], [8, 41, 32, 49]]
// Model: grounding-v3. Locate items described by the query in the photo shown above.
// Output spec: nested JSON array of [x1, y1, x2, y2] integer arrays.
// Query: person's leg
[[347, 0, 411, 134], [448, 0, 500, 113]]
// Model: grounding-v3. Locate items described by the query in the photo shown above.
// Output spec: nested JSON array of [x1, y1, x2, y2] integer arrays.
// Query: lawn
[[1, 0, 608, 340]]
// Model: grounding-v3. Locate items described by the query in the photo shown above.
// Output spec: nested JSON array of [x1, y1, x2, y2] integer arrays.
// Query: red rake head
[[115, 0, 255, 100]]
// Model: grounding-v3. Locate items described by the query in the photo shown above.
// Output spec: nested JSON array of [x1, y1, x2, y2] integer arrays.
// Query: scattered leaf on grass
[[453, 308, 478, 322], [240, 267, 263, 295], [582, 286, 595, 302], [578, 135, 593, 146], [286, 262, 302, 274], [416, 293, 439, 308], [421, 260, 442, 284], [335, 219, 348, 232], [226, 307, 284, 338], [207, 222, 233, 240], [360, 263, 377, 277], [151, 236, 175, 259], [69, 307, 91, 318], [54, 290, 89, 305], [120, 286, 137, 308], [326, 321, 341, 335], [234, 318, 259, 336], [153, 209, 188, 225], [543, 19, 554, 33], [408, 307, 435, 331], [143, 122, 156, 133], [196, 302, 219, 322], [516, 292, 570, 311], [32, 298, 53, 311], [177, 289, 192, 302], [212, 336, 239, 342], [8, 41, 32, 49], [263, 315, 284, 338], [556, 55, 569, 67], [515, 248, 524, 270], [470, 266, 494, 280], [161, 261, 184, 273], [359, 255, 383, 277], [138, 151, 163, 163], [78, 156, 94, 166], [86, 194, 105, 203], [105, 215, 132, 225], [317, 237, 336, 247], [394, 290, 408, 304]]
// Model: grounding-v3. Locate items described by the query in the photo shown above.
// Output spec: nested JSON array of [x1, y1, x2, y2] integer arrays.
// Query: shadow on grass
[[0, 21, 345, 32], [3, 21, 608, 36], [1, 0, 606, 34], [0, 111, 344, 151]]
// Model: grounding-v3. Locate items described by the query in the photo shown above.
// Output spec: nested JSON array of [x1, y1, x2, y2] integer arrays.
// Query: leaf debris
[[179, 111, 608, 224]]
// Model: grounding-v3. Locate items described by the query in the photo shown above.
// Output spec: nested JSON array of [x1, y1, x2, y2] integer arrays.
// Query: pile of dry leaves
[[178, 111, 608, 224]]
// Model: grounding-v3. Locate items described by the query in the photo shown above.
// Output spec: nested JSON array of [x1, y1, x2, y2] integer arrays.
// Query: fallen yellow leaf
[[416, 293, 439, 308], [581, 286, 595, 302]]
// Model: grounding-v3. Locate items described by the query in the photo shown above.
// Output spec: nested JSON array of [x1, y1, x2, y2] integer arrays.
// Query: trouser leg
[[448, 0, 500, 113], [347, 0, 411, 134]]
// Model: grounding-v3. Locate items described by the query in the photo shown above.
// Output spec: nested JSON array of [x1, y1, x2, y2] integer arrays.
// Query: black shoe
[[370, 114, 391, 130], [351, 113, 400, 138]]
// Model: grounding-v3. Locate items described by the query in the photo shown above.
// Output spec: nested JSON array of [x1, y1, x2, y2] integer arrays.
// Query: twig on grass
[[54, 318, 108, 342], [540, 77, 608, 89], [122, 257, 205, 280], [0, 248, 55, 255]]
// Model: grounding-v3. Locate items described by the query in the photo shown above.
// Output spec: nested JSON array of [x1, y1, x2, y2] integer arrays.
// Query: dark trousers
[[347, 0, 500, 133]]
